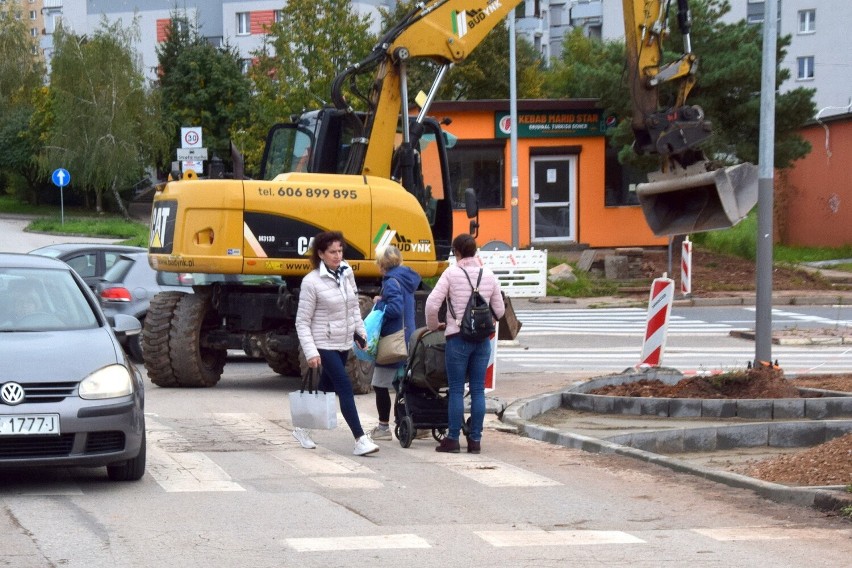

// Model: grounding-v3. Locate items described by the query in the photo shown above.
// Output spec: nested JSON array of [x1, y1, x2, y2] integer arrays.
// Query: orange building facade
[[431, 99, 666, 249], [781, 112, 852, 247]]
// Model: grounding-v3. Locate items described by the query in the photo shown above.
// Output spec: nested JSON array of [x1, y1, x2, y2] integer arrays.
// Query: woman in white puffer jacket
[[294, 230, 378, 456]]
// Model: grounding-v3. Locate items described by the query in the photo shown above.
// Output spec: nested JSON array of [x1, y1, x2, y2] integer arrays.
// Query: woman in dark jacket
[[369, 245, 421, 440]]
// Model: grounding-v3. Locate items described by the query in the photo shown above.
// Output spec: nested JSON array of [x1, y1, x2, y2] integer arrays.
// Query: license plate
[[0, 414, 61, 435]]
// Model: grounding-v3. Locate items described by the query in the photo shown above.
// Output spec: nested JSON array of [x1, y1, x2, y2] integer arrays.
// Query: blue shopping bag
[[353, 305, 384, 361]]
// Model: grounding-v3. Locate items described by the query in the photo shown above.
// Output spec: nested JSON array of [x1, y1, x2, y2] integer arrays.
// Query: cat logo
[[150, 200, 176, 253]]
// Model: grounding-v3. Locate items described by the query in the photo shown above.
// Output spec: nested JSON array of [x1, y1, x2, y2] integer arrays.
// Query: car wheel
[[107, 431, 146, 481]]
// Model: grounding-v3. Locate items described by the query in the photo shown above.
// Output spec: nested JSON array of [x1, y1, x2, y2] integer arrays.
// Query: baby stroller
[[393, 327, 469, 448]]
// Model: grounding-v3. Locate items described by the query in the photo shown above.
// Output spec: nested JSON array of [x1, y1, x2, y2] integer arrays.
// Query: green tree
[[0, 3, 46, 200], [238, 0, 375, 174], [156, 14, 251, 172], [543, 0, 815, 171], [41, 19, 169, 216]]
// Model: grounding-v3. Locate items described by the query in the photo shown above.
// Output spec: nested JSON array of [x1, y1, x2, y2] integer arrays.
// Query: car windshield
[[0, 267, 99, 332]]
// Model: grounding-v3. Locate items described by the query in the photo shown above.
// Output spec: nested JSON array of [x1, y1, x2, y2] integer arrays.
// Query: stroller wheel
[[398, 416, 414, 448], [432, 428, 447, 442]]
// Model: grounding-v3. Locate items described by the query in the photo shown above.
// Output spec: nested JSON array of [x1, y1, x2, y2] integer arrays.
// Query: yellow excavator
[[144, 0, 756, 388]]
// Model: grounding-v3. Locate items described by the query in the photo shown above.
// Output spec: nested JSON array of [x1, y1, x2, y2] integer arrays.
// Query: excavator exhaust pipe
[[636, 162, 759, 236]]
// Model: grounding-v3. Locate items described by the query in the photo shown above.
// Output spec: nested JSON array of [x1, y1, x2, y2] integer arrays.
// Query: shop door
[[530, 156, 576, 242]]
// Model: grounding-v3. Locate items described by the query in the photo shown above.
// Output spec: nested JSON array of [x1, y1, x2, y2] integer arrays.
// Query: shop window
[[448, 141, 505, 210], [604, 142, 641, 207]]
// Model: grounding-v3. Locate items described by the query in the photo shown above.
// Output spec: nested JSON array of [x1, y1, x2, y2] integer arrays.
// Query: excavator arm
[[329, 1, 524, 180], [622, 0, 758, 236]]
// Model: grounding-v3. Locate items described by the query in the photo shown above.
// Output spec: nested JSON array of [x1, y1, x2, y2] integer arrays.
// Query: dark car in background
[[96, 251, 194, 362], [29, 243, 146, 290], [0, 253, 146, 481]]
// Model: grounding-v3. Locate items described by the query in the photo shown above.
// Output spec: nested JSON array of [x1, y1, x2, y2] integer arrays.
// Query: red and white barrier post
[[638, 274, 675, 367], [680, 236, 693, 297]]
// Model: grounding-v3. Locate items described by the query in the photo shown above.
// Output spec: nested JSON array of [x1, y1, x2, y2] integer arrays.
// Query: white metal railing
[[448, 248, 548, 298]]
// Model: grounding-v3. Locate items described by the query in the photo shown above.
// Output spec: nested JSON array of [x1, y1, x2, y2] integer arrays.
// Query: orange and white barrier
[[680, 236, 692, 296], [638, 275, 675, 367]]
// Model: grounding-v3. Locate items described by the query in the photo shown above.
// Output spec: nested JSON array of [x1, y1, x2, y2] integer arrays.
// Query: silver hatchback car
[[0, 253, 146, 481]]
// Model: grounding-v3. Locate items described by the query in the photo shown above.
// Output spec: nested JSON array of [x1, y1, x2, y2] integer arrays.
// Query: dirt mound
[[588, 368, 801, 399], [743, 433, 852, 487]]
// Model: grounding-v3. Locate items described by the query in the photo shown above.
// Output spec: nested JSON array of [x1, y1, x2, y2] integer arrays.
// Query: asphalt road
[[2, 216, 851, 567]]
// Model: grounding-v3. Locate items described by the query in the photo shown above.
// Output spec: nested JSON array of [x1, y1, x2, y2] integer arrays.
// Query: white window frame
[[798, 9, 815, 34], [797, 56, 814, 81], [237, 12, 250, 36], [29, 10, 36, 20], [274, 10, 284, 24]]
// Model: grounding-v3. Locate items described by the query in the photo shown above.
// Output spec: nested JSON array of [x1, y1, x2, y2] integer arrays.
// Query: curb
[[729, 330, 852, 345], [501, 389, 852, 514]]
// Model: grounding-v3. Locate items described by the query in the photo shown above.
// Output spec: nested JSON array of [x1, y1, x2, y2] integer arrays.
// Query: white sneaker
[[353, 435, 380, 456], [292, 428, 316, 449], [370, 425, 392, 440]]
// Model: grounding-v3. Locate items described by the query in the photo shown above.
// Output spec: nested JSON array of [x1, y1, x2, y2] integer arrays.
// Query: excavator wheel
[[261, 331, 301, 376], [142, 291, 188, 387], [169, 293, 226, 387]]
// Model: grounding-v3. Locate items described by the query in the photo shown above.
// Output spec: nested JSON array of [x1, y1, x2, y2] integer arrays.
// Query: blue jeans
[[444, 335, 490, 442], [317, 350, 364, 439]]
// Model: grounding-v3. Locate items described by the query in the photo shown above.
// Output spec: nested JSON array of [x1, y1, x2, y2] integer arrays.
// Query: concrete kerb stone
[[501, 385, 852, 514]]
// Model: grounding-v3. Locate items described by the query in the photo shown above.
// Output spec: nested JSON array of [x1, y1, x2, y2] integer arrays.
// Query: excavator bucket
[[636, 163, 759, 236]]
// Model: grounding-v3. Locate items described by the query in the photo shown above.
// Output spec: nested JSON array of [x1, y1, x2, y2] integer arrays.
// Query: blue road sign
[[52, 168, 71, 188]]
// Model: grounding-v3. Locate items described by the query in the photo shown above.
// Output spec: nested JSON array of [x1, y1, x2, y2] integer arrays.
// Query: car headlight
[[79, 365, 134, 399]]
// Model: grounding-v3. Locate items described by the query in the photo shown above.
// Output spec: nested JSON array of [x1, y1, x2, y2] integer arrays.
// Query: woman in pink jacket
[[425, 234, 505, 454]]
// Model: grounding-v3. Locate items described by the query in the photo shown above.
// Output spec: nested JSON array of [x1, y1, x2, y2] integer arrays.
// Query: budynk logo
[[452, 1, 502, 39], [373, 224, 431, 254]]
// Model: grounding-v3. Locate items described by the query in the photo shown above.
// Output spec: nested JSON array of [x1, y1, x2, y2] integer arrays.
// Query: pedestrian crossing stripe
[[692, 526, 852, 541], [475, 529, 645, 547], [285, 534, 430, 551]]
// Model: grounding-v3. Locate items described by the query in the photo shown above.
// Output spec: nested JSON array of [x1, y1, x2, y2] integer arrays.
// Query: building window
[[798, 9, 815, 33], [797, 56, 814, 80], [237, 12, 250, 35], [240, 59, 251, 74], [274, 10, 284, 24], [31, 27, 38, 37], [29, 10, 36, 20], [448, 141, 505, 210]]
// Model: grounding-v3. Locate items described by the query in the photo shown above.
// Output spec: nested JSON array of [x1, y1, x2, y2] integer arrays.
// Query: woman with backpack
[[425, 233, 505, 454]]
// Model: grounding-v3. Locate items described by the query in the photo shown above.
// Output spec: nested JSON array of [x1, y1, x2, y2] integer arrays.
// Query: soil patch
[[584, 368, 852, 487], [587, 367, 803, 399], [741, 433, 852, 487]]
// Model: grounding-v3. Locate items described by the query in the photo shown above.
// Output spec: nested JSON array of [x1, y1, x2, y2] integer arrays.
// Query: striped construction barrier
[[638, 275, 675, 367], [681, 236, 693, 296]]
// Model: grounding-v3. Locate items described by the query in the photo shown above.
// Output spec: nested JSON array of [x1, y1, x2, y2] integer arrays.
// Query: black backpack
[[447, 268, 495, 342]]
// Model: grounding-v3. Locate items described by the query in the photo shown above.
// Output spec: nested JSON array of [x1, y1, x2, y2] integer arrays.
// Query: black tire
[[399, 416, 414, 448], [170, 293, 226, 387], [348, 294, 375, 394], [432, 428, 447, 442], [127, 317, 144, 364], [242, 334, 264, 359], [107, 431, 146, 481], [263, 331, 301, 376], [142, 292, 186, 387]]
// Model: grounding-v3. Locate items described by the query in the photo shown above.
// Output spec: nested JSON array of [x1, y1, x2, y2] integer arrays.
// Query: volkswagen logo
[[1, 382, 25, 405]]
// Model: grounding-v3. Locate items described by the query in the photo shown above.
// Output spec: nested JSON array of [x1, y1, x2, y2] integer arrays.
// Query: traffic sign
[[51, 168, 71, 188], [176, 147, 208, 161], [181, 126, 202, 148]]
